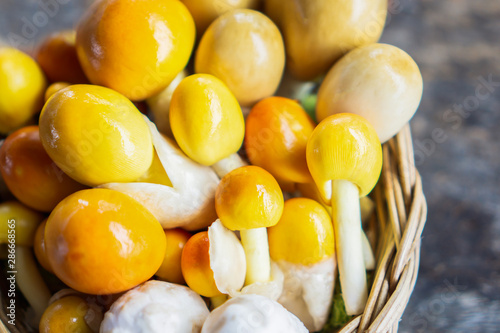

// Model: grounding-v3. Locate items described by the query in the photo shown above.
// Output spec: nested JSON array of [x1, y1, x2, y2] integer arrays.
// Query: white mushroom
[[100, 281, 209, 333], [101, 116, 219, 230], [201, 294, 308, 333]]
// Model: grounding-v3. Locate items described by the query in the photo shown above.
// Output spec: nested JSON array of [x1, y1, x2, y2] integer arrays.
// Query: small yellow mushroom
[[268, 198, 336, 331], [181, 0, 260, 38], [181, 221, 246, 307], [195, 9, 285, 107], [39, 295, 96, 333], [170, 74, 246, 177], [39, 85, 154, 187], [0, 201, 50, 325], [216, 166, 284, 285], [44, 82, 70, 102], [316, 43, 423, 143], [306, 113, 382, 315], [0, 47, 46, 134]]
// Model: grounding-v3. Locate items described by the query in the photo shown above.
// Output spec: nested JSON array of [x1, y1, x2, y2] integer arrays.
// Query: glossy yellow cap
[[245, 96, 315, 184], [268, 198, 334, 265], [44, 82, 70, 102], [195, 9, 285, 106], [181, 0, 260, 37], [0, 201, 44, 247], [156, 228, 191, 285], [181, 231, 221, 298], [215, 166, 284, 231], [39, 296, 93, 333], [76, 0, 195, 101], [306, 113, 382, 202], [170, 74, 244, 166], [0, 47, 46, 134], [39, 84, 154, 187]]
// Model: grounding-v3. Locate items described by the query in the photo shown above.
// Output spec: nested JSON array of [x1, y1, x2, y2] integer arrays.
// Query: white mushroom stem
[[16, 246, 51, 325], [210, 295, 227, 309], [362, 230, 375, 270], [211, 153, 247, 178], [331, 179, 368, 315], [240, 228, 271, 285]]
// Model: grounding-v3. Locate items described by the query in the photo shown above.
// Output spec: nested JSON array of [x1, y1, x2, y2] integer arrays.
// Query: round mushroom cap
[[316, 43, 423, 143], [201, 294, 307, 333], [245, 97, 315, 184], [76, 0, 195, 101], [306, 113, 382, 203], [101, 281, 209, 333], [195, 9, 285, 106], [170, 74, 244, 166], [268, 198, 334, 265], [215, 166, 284, 231], [39, 84, 154, 187]]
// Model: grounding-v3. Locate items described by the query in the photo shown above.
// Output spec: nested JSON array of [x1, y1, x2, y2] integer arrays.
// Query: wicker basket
[[0, 124, 426, 332]]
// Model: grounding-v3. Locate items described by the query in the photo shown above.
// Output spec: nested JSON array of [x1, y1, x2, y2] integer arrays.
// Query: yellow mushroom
[[181, 0, 260, 38], [39, 295, 98, 333], [44, 82, 70, 102], [39, 84, 154, 187], [215, 166, 284, 286], [306, 113, 382, 315], [155, 228, 191, 285], [0, 47, 46, 135], [268, 198, 336, 331], [181, 220, 246, 308], [0, 201, 50, 325], [195, 9, 285, 107], [317, 43, 424, 143], [170, 74, 246, 177], [265, 0, 387, 80]]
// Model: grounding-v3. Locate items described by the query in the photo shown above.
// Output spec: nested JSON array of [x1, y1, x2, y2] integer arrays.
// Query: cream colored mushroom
[[100, 281, 209, 333], [316, 43, 423, 143], [201, 294, 308, 333]]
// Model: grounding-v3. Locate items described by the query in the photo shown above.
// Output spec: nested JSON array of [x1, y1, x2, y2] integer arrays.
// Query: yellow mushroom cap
[[182, 0, 260, 37], [76, 0, 195, 101], [156, 228, 191, 284], [39, 295, 93, 333], [181, 231, 221, 298], [170, 74, 244, 166], [268, 198, 334, 266], [195, 9, 285, 106], [0, 47, 46, 134], [306, 113, 382, 203], [44, 82, 70, 102], [316, 43, 423, 143], [0, 201, 44, 247], [215, 166, 284, 231], [245, 96, 315, 184], [39, 84, 154, 187]]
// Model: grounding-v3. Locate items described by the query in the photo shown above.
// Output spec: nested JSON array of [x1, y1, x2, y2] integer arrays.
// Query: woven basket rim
[[337, 123, 427, 333]]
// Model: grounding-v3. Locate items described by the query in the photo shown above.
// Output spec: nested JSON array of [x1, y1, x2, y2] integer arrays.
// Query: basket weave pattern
[[338, 124, 427, 333]]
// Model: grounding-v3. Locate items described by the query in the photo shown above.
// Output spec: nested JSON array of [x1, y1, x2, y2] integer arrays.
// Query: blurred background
[[0, 0, 499, 332]]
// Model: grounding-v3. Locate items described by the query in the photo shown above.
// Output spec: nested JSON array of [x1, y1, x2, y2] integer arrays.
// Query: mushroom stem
[[240, 228, 271, 285], [17, 245, 51, 325], [211, 154, 246, 178], [361, 230, 375, 270], [331, 179, 367, 315], [210, 295, 228, 309]]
